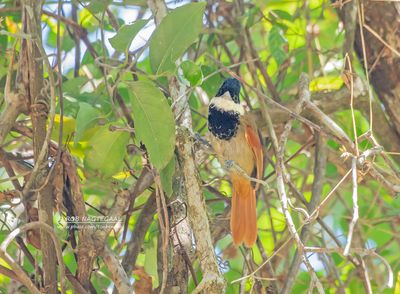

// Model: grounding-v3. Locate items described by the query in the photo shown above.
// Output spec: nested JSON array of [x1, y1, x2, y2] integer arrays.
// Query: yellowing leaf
[[0, 258, 11, 270], [394, 271, 400, 294], [310, 76, 344, 92], [112, 170, 132, 180], [51, 115, 76, 144], [5, 17, 17, 34], [84, 125, 129, 177]]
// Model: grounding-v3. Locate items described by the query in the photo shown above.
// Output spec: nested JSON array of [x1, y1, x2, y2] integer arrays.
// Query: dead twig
[[1, 221, 66, 293]]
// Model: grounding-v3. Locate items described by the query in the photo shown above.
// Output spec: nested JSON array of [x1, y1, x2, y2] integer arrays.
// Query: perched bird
[[207, 78, 263, 247]]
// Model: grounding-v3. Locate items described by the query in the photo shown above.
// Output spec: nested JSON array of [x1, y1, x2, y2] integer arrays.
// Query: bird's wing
[[244, 125, 263, 191]]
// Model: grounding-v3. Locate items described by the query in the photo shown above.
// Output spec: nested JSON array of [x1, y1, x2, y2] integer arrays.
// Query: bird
[[207, 78, 263, 247]]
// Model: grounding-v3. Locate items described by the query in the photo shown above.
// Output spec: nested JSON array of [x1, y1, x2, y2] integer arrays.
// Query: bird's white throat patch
[[210, 94, 244, 115]]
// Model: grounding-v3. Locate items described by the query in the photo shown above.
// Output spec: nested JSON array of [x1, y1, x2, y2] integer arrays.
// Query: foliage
[[0, 0, 399, 293]]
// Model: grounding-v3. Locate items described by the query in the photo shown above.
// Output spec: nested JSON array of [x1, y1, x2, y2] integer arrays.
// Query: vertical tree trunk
[[353, 2, 400, 136], [147, 1, 226, 292], [20, 1, 57, 292]]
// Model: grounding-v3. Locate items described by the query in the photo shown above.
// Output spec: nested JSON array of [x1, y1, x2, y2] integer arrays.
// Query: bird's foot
[[224, 160, 234, 170], [192, 132, 212, 148]]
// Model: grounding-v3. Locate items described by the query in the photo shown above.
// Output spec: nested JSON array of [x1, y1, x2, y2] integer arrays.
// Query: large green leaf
[[109, 19, 148, 52], [84, 125, 129, 177], [149, 2, 206, 75], [63, 77, 87, 96], [118, 81, 175, 170], [74, 102, 100, 145]]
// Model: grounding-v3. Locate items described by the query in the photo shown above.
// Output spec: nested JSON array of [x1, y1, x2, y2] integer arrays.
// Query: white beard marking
[[209, 92, 244, 115]]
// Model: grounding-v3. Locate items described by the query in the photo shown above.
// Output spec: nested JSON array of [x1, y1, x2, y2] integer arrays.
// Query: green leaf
[[84, 125, 129, 177], [201, 65, 223, 98], [257, 207, 286, 232], [271, 9, 293, 21], [268, 26, 287, 65], [0, 34, 7, 57], [180, 60, 203, 86], [62, 34, 75, 52], [74, 103, 100, 145], [123, 0, 147, 5], [87, 0, 112, 14], [149, 2, 206, 75], [144, 234, 159, 289], [82, 41, 103, 65], [118, 81, 176, 170], [109, 19, 148, 52], [326, 162, 338, 178], [366, 223, 393, 247], [63, 77, 87, 96], [159, 156, 175, 196], [244, 6, 259, 28]]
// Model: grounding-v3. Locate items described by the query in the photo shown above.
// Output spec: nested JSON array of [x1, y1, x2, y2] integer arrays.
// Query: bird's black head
[[216, 78, 241, 104]]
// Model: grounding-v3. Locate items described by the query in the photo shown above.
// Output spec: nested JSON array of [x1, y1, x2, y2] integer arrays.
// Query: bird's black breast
[[208, 103, 240, 140]]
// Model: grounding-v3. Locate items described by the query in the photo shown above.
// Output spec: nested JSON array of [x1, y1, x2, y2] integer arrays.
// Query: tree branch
[[276, 73, 324, 294], [282, 132, 327, 292], [20, 1, 57, 292], [147, 1, 226, 292], [121, 192, 156, 275], [102, 246, 133, 293], [1, 221, 66, 293]]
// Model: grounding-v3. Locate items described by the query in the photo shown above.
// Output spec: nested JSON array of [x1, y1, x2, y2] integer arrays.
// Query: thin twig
[[277, 73, 324, 294], [1, 221, 66, 293], [283, 132, 326, 293], [154, 173, 170, 294], [363, 23, 400, 58], [343, 157, 359, 256]]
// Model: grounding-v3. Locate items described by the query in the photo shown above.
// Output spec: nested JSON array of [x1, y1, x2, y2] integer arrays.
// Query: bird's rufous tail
[[230, 173, 257, 247]]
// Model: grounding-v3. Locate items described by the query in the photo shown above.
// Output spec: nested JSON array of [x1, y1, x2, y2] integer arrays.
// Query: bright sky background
[[42, 2, 157, 74]]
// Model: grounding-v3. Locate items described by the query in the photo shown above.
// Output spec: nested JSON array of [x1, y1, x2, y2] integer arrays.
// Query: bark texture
[[147, 1, 226, 292], [354, 2, 400, 137], [20, 1, 57, 292]]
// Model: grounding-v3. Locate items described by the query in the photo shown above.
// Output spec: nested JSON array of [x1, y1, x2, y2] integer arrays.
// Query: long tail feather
[[230, 173, 257, 247]]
